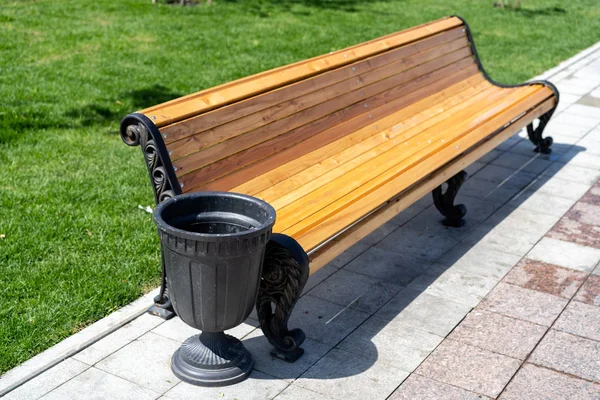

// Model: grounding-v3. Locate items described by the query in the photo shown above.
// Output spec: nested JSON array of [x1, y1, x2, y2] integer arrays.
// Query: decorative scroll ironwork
[[432, 170, 468, 227], [257, 238, 310, 363], [121, 113, 182, 320], [527, 110, 555, 154]]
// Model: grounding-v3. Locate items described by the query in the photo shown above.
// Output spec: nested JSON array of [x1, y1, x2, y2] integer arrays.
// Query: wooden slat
[[167, 36, 470, 161], [199, 64, 481, 194], [272, 85, 540, 234], [180, 57, 477, 192], [173, 48, 473, 176], [253, 81, 496, 207], [162, 27, 468, 146], [235, 75, 488, 198], [142, 17, 463, 128], [307, 96, 556, 273], [285, 88, 554, 246]]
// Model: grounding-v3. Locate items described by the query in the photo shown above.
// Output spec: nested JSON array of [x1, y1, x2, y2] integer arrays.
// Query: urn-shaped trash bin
[[153, 191, 276, 387]]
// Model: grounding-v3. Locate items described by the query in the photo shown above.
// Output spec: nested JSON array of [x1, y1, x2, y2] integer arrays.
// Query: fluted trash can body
[[153, 191, 276, 386]]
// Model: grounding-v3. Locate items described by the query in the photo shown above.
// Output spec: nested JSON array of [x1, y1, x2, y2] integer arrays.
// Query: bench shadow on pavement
[[241, 139, 588, 380]]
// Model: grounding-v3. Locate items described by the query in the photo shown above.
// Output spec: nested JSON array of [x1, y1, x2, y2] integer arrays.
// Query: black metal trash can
[[153, 191, 276, 387]]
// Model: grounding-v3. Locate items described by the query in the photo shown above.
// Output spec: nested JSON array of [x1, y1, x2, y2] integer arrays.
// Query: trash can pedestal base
[[171, 331, 254, 387]]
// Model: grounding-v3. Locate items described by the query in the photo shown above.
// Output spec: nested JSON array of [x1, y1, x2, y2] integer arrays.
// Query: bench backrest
[[140, 17, 476, 195]]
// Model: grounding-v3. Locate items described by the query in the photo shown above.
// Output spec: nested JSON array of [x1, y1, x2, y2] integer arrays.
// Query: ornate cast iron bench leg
[[257, 234, 310, 363], [432, 170, 468, 227], [147, 251, 176, 320], [527, 109, 554, 154]]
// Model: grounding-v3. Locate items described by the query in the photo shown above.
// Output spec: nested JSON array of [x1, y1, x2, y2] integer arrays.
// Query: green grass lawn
[[1, 0, 600, 374]]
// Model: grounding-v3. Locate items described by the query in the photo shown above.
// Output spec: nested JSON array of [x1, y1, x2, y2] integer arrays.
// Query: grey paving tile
[[388, 201, 429, 226], [356, 222, 399, 246], [508, 190, 576, 217], [503, 258, 588, 299], [528, 237, 600, 272], [403, 207, 476, 241], [464, 161, 486, 177], [500, 363, 600, 400], [303, 264, 338, 294], [452, 196, 503, 225], [556, 78, 595, 96], [564, 104, 600, 120], [508, 138, 573, 157], [449, 310, 547, 360], [337, 315, 443, 372], [484, 205, 560, 237], [164, 371, 287, 400], [490, 152, 553, 174], [376, 228, 459, 262], [308, 269, 404, 314], [540, 162, 600, 185], [95, 332, 180, 394], [275, 384, 336, 400], [559, 148, 600, 169], [462, 224, 540, 257], [151, 316, 257, 344], [553, 112, 599, 130], [323, 242, 370, 269], [416, 339, 521, 398], [4, 359, 89, 400], [554, 300, 600, 342], [39, 367, 159, 400], [297, 348, 409, 400], [390, 374, 489, 400], [242, 329, 332, 381], [438, 244, 521, 281], [459, 177, 522, 205], [287, 295, 370, 346], [408, 263, 499, 307], [526, 176, 591, 201], [530, 329, 600, 383], [478, 282, 568, 326], [478, 148, 504, 164], [472, 164, 537, 188], [343, 246, 431, 286], [375, 289, 472, 336], [574, 274, 600, 306], [546, 121, 593, 139], [73, 314, 164, 365]]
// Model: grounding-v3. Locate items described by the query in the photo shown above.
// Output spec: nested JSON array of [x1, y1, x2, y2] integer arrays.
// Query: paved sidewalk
[[4, 45, 600, 399]]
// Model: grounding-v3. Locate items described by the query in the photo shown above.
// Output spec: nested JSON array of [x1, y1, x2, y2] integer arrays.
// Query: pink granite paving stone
[[530, 329, 600, 383], [574, 274, 600, 306], [389, 374, 490, 400], [500, 363, 600, 400], [548, 202, 600, 249], [554, 300, 600, 342], [503, 258, 588, 299], [448, 310, 547, 360], [415, 339, 521, 398], [580, 180, 600, 205], [478, 282, 568, 326]]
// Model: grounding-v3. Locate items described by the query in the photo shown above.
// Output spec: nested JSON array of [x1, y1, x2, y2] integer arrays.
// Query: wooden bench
[[121, 16, 559, 362]]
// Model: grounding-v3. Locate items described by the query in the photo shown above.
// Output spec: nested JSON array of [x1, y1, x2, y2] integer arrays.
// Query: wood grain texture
[[307, 96, 556, 273], [286, 88, 555, 249], [236, 74, 488, 199], [178, 56, 477, 192], [141, 17, 463, 128], [172, 48, 473, 178], [162, 27, 468, 148], [195, 64, 480, 194]]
